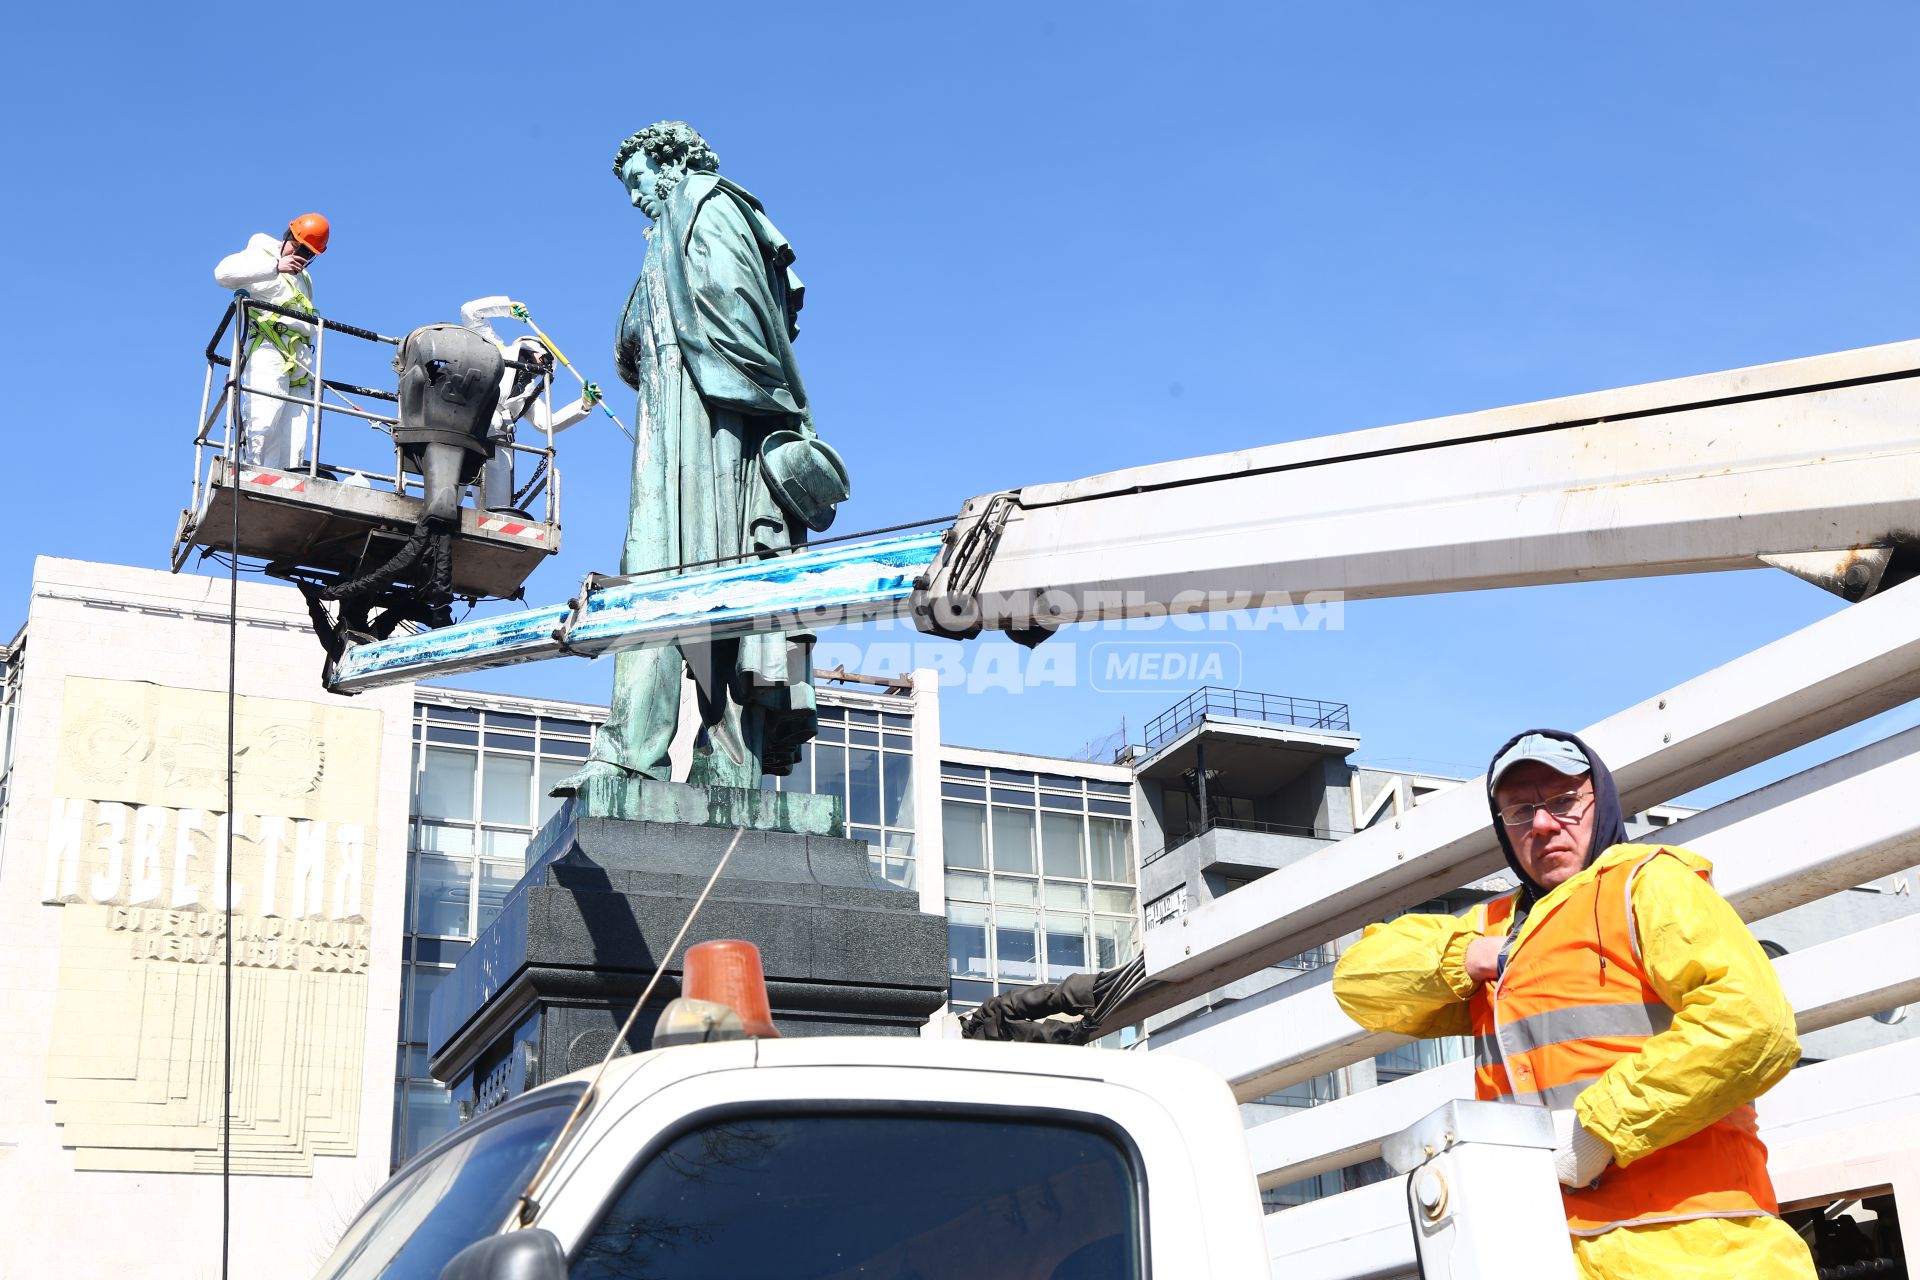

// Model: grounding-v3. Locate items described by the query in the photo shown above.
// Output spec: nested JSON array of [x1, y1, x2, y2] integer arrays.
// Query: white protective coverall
[[213, 233, 316, 471], [460, 297, 594, 512]]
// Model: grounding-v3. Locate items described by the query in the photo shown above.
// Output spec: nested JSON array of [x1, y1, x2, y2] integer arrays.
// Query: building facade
[[0, 559, 415, 1278], [0, 562, 1140, 1273]]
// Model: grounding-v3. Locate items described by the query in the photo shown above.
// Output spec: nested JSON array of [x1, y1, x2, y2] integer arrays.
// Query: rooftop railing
[[1140, 687, 1351, 754]]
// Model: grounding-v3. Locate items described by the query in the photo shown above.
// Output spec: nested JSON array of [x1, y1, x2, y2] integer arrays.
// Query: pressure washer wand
[[510, 303, 635, 443]]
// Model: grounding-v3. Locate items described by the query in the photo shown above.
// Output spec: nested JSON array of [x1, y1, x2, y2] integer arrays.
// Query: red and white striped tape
[[477, 516, 547, 544], [242, 470, 307, 494]]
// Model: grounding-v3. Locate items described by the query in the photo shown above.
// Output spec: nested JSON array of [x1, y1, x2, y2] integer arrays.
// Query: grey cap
[[1490, 733, 1590, 788]]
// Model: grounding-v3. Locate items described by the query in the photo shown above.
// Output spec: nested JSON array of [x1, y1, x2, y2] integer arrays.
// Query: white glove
[[1551, 1109, 1612, 1189]]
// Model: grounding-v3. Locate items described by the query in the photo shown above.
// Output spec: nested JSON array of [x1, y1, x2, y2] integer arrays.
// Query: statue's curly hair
[[611, 121, 719, 180]]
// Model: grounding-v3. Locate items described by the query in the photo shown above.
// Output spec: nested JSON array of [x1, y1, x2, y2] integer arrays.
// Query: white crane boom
[[326, 337, 1920, 693]]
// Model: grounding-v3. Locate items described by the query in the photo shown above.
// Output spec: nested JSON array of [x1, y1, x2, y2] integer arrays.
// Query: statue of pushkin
[[553, 121, 845, 796]]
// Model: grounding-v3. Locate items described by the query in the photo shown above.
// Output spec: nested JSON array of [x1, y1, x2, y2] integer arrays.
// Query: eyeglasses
[[1497, 788, 1592, 828]]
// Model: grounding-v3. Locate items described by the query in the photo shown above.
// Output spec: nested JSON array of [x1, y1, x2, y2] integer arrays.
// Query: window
[[411, 853, 472, 937], [940, 767, 1138, 1008], [1264, 1169, 1348, 1211], [848, 747, 882, 826], [882, 753, 913, 827], [396, 1080, 455, 1165], [995, 907, 1040, 982], [1093, 917, 1136, 969], [571, 1113, 1141, 1280], [1374, 1036, 1466, 1083], [404, 967, 448, 1046], [536, 759, 574, 832], [991, 808, 1036, 874], [319, 1091, 581, 1280], [1045, 915, 1089, 980], [948, 903, 989, 978], [1041, 811, 1086, 879], [946, 871, 988, 902], [814, 742, 847, 800], [1089, 816, 1132, 883], [1260, 1072, 1339, 1109], [752, 696, 921, 908], [480, 754, 533, 826], [944, 806, 986, 870], [476, 861, 519, 932], [400, 698, 605, 1170], [417, 748, 475, 821]]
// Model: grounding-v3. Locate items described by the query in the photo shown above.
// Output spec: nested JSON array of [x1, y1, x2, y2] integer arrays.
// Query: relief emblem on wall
[[40, 677, 383, 1176]]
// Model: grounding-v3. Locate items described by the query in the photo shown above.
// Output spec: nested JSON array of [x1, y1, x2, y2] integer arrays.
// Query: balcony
[[1143, 815, 1334, 893], [1141, 687, 1351, 755]]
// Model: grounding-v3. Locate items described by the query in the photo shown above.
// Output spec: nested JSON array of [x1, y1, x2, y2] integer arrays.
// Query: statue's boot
[[547, 758, 639, 798]]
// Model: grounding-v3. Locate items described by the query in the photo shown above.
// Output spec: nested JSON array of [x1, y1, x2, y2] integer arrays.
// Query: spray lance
[[509, 303, 634, 443]]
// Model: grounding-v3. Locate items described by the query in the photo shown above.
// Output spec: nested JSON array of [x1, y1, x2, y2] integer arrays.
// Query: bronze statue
[[554, 122, 846, 796]]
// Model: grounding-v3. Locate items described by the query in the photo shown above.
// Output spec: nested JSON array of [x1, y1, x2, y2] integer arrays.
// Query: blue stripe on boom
[[329, 529, 947, 689]]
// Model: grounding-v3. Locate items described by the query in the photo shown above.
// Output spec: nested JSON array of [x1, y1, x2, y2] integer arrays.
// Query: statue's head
[[612, 121, 719, 220]]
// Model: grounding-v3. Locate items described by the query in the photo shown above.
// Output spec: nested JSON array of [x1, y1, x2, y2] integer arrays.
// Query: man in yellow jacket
[[1333, 729, 1816, 1278]]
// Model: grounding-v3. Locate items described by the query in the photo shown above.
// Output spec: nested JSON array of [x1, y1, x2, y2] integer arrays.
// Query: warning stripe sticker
[[478, 517, 547, 543], [242, 471, 307, 493]]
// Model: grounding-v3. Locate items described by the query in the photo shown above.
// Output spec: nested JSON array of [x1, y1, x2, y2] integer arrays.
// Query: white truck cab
[[316, 1036, 1274, 1280]]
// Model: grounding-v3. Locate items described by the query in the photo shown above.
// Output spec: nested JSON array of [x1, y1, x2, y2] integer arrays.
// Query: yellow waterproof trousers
[[1572, 1214, 1814, 1280]]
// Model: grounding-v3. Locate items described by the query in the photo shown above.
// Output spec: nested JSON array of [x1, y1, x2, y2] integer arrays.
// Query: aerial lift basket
[[170, 298, 563, 602]]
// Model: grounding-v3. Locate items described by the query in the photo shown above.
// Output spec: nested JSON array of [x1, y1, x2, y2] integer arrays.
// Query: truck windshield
[[572, 1111, 1142, 1279], [314, 1089, 580, 1280]]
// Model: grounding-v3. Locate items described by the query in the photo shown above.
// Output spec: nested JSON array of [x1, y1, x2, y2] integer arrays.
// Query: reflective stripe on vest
[[247, 273, 316, 388], [1468, 849, 1778, 1234]]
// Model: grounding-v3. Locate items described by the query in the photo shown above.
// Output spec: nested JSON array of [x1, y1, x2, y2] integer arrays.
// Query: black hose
[[324, 519, 433, 603], [241, 297, 395, 345]]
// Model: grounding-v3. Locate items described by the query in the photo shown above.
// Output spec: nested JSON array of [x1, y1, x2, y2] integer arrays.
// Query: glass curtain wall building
[[938, 748, 1138, 1011], [394, 691, 604, 1166], [763, 680, 920, 888]]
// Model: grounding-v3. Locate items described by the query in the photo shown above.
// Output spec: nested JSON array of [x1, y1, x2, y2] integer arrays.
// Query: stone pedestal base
[[563, 772, 844, 836], [425, 797, 947, 1118]]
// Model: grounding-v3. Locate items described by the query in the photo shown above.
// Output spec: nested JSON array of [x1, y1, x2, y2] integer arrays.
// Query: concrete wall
[[0, 558, 415, 1278]]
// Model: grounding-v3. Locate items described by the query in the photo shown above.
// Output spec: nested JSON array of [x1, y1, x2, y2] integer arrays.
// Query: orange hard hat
[[287, 213, 330, 255]]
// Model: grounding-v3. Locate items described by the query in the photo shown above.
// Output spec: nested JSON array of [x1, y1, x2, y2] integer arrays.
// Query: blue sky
[[6, 3, 1917, 804]]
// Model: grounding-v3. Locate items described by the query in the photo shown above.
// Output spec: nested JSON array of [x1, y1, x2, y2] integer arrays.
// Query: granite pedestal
[[426, 779, 949, 1118]]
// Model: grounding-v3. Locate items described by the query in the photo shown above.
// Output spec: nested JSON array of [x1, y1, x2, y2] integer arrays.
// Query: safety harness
[[247, 271, 317, 387]]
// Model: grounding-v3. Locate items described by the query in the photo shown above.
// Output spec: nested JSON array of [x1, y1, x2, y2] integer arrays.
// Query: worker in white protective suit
[[213, 214, 330, 470], [460, 296, 600, 514]]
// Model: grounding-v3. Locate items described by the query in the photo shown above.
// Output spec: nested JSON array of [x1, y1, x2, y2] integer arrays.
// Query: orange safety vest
[[1470, 847, 1779, 1235]]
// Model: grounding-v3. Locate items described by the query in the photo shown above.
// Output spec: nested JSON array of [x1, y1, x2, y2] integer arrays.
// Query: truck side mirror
[[438, 1228, 567, 1280]]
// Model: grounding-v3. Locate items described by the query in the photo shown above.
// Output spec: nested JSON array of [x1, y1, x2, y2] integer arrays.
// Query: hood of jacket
[[1485, 727, 1629, 908]]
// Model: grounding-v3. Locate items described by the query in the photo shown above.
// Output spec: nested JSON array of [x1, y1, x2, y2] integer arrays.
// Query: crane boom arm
[[325, 338, 1920, 694], [918, 336, 1920, 636]]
